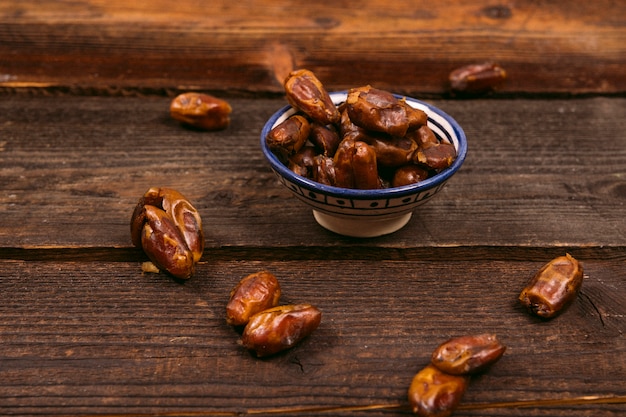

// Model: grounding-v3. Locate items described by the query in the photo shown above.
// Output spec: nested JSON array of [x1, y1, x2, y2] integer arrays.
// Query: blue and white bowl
[[260, 91, 467, 237]]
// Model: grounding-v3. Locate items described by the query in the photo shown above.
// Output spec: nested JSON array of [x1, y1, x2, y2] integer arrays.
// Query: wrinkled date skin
[[284, 69, 340, 125], [226, 271, 281, 326], [519, 254, 584, 318], [170, 92, 232, 130], [266, 115, 311, 163], [130, 187, 204, 280], [346, 85, 427, 137], [408, 364, 469, 417], [241, 304, 322, 357], [449, 62, 507, 95], [431, 334, 506, 375], [269, 69, 458, 190]]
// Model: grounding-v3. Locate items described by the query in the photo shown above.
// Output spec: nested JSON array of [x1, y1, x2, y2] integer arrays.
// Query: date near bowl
[[260, 91, 467, 238]]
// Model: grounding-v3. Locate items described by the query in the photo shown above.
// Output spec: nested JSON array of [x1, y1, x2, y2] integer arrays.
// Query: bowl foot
[[312, 210, 413, 238]]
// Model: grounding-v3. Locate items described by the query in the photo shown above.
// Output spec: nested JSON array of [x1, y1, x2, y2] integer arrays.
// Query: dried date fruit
[[392, 165, 431, 187], [288, 146, 317, 178], [449, 62, 506, 94], [226, 271, 281, 326], [284, 69, 340, 125], [408, 364, 469, 417], [333, 137, 357, 188], [130, 187, 204, 280], [269, 69, 458, 190], [241, 304, 322, 357], [409, 125, 440, 149], [519, 254, 584, 318], [363, 134, 419, 168], [414, 142, 457, 170], [332, 137, 382, 189], [312, 155, 336, 186], [170, 92, 232, 130], [266, 115, 311, 163], [352, 141, 382, 189], [346, 85, 427, 137], [309, 122, 341, 157], [431, 334, 506, 375]]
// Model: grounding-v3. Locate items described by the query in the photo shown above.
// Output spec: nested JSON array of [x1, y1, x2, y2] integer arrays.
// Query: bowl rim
[[261, 91, 467, 199]]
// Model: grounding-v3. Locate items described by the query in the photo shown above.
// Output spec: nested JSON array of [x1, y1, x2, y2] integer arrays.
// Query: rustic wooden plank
[[1, 0, 624, 95], [0, 258, 624, 416], [1, 95, 625, 250]]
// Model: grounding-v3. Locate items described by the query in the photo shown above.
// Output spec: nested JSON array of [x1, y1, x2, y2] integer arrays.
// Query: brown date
[[449, 62, 506, 94], [392, 165, 431, 187], [312, 155, 336, 186], [170, 92, 231, 130], [408, 364, 469, 417], [130, 187, 204, 280], [519, 254, 584, 318], [309, 122, 341, 157], [332, 138, 381, 189], [363, 134, 418, 168], [352, 141, 382, 189], [226, 271, 281, 326], [240, 304, 322, 357], [409, 125, 440, 149], [414, 142, 457, 170], [284, 69, 340, 125], [346, 85, 427, 137], [266, 115, 311, 163], [288, 146, 317, 178], [333, 137, 357, 188], [431, 334, 506, 376]]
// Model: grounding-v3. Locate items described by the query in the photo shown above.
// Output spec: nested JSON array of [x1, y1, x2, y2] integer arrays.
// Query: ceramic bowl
[[260, 91, 467, 237]]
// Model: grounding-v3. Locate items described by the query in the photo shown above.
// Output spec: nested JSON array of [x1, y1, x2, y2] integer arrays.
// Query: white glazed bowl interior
[[261, 91, 467, 237]]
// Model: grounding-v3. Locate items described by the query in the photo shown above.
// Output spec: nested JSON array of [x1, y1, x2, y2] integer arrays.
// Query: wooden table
[[1, 1, 625, 416]]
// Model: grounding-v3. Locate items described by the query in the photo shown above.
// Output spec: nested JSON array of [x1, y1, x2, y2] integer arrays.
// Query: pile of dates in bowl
[[261, 69, 467, 238]]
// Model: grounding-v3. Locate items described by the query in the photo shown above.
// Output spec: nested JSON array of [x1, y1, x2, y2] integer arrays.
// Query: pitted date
[[170, 92, 231, 130], [240, 304, 322, 357], [449, 62, 506, 94], [284, 69, 340, 125], [519, 254, 584, 318], [407, 364, 469, 417], [431, 334, 506, 375], [130, 187, 204, 280], [226, 271, 281, 326]]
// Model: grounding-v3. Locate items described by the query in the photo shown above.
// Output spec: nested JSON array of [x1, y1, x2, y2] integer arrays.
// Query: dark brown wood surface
[[1, 1, 625, 416], [1, 0, 625, 96]]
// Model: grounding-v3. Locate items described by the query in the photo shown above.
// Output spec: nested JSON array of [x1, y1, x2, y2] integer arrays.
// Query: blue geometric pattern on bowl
[[261, 91, 467, 221]]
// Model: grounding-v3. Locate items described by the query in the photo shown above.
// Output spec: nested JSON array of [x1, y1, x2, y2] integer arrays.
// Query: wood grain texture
[[0, 92, 625, 416], [1, 0, 625, 95], [0, 259, 624, 416], [1, 2, 625, 413], [1, 95, 625, 250]]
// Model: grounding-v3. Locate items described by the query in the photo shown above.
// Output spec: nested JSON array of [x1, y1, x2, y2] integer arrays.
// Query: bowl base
[[312, 210, 413, 238]]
